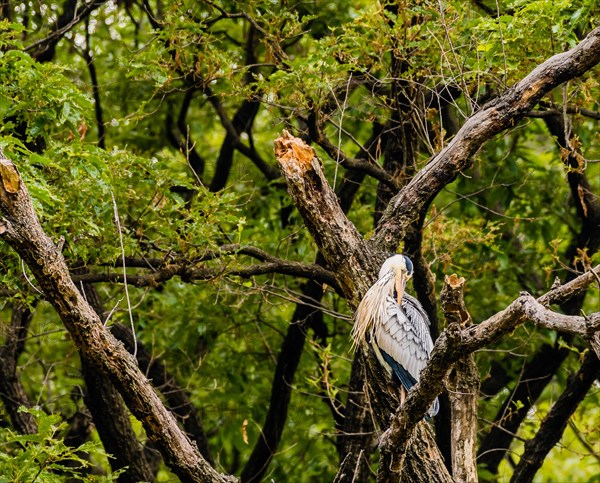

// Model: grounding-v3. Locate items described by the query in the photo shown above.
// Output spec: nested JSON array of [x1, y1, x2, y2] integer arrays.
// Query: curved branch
[[373, 27, 600, 252], [72, 257, 341, 294], [379, 266, 600, 461]]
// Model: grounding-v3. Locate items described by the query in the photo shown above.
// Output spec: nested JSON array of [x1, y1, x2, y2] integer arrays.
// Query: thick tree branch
[[379, 267, 600, 461], [372, 27, 600, 252], [110, 323, 214, 467], [0, 151, 235, 482], [79, 283, 159, 482]]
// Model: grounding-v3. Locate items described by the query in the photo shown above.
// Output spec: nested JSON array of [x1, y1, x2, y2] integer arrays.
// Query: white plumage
[[352, 255, 438, 418]]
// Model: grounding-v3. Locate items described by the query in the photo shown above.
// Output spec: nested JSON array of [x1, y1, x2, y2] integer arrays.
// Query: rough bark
[[0, 150, 235, 483], [110, 323, 213, 467], [441, 275, 479, 483], [274, 130, 379, 305], [509, 351, 600, 483], [81, 355, 157, 482], [373, 26, 600, 252], [80, 284, 158, 482]]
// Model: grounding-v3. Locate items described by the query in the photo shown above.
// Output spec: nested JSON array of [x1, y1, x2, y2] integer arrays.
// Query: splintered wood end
[[445, 273, 465, 289], [274, 130, 316, 175], [0, 157, 20, 194]]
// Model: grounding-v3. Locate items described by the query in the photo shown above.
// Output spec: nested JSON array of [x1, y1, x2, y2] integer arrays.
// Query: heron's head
[[379, 254, 413, 304]]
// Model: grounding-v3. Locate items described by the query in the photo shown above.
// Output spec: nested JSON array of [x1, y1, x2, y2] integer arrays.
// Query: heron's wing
[[374, 295, 433, 383], [402, 294, 431, 327], [378, 347, 417, 390], [373, 296, 439, 417]]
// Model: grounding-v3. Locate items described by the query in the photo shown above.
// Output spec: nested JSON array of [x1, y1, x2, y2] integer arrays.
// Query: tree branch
[[0, 150, 235, 482], [372, 27, 600, 252], [79, 283, 159, 481], [274, 130, 379, 304], [71, 256, 341, 294], [379, 266, 600, 462], [110, 323, 214, 467]]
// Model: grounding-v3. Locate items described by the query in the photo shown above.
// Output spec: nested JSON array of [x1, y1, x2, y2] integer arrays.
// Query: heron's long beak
[[395, 271, 406, 305]]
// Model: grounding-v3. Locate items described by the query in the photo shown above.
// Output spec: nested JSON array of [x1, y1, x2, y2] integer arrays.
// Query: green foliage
[[0, 408, 122, 482], [0, 1, 598, 481]]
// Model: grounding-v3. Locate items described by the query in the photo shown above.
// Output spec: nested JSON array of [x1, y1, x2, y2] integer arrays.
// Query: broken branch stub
[[274, 130, 377, 305]]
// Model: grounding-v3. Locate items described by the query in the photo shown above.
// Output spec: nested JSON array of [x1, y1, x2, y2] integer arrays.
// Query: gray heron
[[352, 254, 439, 419]]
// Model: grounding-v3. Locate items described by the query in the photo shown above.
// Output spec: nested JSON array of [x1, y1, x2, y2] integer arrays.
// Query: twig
[[111, 191, 137, 359]]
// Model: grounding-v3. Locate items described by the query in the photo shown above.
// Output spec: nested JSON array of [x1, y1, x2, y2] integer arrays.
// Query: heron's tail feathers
[[428, 397, 440, 419]]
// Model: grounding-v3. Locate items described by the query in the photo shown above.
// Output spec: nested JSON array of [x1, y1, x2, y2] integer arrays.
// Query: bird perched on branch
[[352, 254, 439, 419]]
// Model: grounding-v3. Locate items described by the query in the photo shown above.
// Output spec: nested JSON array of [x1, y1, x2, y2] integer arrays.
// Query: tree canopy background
[[0, 1, 598, 482]]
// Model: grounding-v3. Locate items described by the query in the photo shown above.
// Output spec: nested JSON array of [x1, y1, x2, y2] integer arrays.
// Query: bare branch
[[72, 255, 342, 294], [527, 105, 600, 120], [373, 27, 600, 252], [379, 266, 600, 461]]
